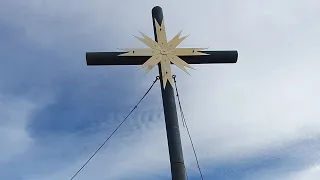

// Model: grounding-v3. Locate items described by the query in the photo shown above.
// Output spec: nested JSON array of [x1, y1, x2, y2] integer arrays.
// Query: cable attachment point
[[172, 75, 177, 82]]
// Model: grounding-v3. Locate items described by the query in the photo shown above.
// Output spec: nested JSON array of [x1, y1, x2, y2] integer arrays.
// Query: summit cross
[[86, 6, 238, 180]]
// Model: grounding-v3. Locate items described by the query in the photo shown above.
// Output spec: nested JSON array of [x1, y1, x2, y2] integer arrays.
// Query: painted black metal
[[152, 6, 186, 180], [86, 51, 238, 65]]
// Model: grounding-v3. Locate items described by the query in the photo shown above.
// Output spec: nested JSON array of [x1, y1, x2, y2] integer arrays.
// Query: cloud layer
[[0, 0, 319, 180]]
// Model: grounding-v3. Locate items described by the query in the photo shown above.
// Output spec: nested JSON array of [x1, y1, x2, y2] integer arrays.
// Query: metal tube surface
[[152, 6, 187, 180], [86, 51, 238, 65]]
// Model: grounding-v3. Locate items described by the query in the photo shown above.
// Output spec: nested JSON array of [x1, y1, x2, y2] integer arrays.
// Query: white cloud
[[177, 0, 320, 160], [0, 94, 35, 162], [291, 165, 320, 180], [1, 0, 320, 179], [255, 163, 320, 180]]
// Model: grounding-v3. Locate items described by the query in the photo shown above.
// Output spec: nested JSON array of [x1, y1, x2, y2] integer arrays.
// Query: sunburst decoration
[[118, 19, 209, 88]]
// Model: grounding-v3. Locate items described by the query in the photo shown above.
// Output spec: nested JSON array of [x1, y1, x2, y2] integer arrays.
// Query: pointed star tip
[[154, 18, 160, 24], [180, 34, 190, 40], [176, 30, 183, 36], [183, 71, 191, 75], [138, 31, 147, 35], [137, 31, 144, 36], [133, 35, 143, 41]]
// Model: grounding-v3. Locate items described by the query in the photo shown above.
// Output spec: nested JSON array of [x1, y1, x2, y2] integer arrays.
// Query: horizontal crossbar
[[86, 51, 238, 66]]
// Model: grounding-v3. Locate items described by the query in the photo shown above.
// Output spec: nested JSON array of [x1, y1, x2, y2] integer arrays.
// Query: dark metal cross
[[86, 6, 237, 180]]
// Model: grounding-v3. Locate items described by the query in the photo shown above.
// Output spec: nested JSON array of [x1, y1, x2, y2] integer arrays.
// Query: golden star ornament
[[118, 19, 209, 88]]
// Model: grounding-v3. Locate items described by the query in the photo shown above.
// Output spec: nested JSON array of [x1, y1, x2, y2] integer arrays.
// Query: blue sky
[[0, 0, 320, 180]]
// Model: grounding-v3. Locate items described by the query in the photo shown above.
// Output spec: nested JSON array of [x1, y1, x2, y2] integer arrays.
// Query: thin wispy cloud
[[0, 0, 319, 180]]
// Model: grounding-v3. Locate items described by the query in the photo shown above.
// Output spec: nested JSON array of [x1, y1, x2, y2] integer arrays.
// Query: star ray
[[171, 48, 209, 56], [155, 19, 168, 49], [118, 48, 158, 56]]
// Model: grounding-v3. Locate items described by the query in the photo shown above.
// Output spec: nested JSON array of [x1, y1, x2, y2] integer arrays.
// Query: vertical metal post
[[152, 6, 186, 180]]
